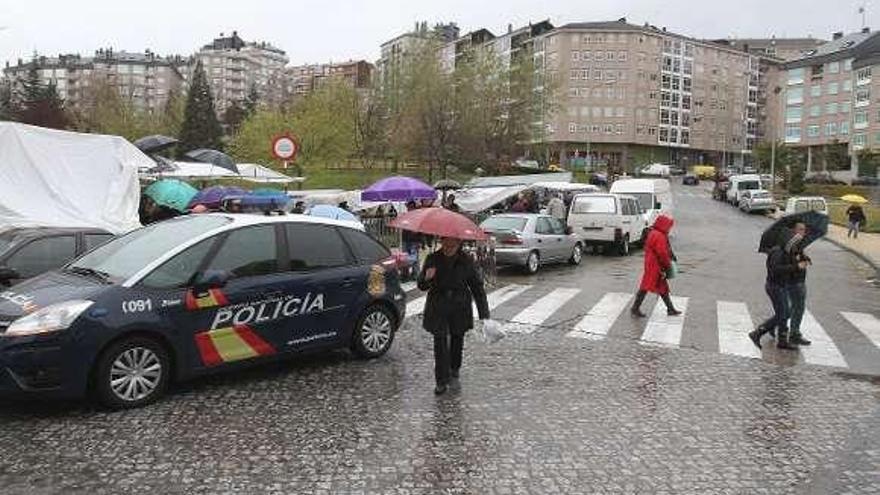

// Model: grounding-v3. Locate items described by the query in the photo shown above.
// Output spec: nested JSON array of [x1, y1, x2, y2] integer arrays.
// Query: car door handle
[[342, 277, 355, 287]]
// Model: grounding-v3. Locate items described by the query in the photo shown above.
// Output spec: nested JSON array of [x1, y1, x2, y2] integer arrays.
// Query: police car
[[0, 214, 406, 408]]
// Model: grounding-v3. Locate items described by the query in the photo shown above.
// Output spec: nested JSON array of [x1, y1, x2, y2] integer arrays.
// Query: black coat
[[765, 245, 799, 286], [417, 250, 490, 335]]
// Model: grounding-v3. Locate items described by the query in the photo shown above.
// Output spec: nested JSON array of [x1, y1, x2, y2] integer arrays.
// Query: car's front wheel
[[569, 243, 583, 265], [352, 305, 396, 358], [94, 336, 170, 409]]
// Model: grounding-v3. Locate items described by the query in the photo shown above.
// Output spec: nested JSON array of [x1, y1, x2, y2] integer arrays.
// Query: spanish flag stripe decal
[[210, 327, 260, 362], [195, 332, 224, 367], [210, 288, 229, 306], [233, 325, 276, 356]]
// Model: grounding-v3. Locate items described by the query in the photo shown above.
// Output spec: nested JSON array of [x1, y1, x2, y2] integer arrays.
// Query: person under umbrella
[[785, 223, 813, 347], [748, 230, 805, 350], [846, 203, 867, 239], [443, 194, 461, 213], [418, 236, 490, 396], [630, 215, 682, 317]]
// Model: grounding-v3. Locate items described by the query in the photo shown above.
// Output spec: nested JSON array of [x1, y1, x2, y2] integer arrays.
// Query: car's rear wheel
[[569, 243, 583, 265], [617, 235, 631, 256], [94, 336, 170, 409], [352, 305, 396, 358], [525, 251, 540, 274]]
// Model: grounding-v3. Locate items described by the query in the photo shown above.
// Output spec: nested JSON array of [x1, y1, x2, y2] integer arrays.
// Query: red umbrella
[[389, 207, 488, 241]]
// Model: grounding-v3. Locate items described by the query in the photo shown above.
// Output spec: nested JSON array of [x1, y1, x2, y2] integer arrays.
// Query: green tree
[[71, 78, 176, 141], [223, 101, 248, 135], [857, 149, 880, 178], [178, 61, 223, 153], [15, 64, 70, 129], [244, 84, 260, 117], [0, 80, 19, 121]]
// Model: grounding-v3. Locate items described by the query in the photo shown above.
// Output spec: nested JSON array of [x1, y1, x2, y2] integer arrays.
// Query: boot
[[748, 325, 768, 349], [661, 294, 682, 316], [789, 331, 812, 346], [776, 329, 797, 350], [630, 291, 647, 318]]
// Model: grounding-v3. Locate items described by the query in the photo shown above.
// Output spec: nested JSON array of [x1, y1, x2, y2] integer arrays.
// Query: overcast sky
[[1, 0, 875, 66]]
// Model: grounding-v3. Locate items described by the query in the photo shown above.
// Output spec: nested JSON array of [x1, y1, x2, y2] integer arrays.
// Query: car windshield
[[740, 180, 760, 191], [573, 196, 616, 214], [69, 216, 231, 282], [481, 217, 528, 232], [0, 230, 17, 256]]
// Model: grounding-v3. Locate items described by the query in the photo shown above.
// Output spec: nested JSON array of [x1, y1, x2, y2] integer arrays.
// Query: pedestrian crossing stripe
[[194, 324, 276, 367], [402, 283, 880, 371]]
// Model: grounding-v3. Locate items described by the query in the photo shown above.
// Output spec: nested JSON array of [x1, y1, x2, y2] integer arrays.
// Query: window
[[573, 196, 616, 214], [682, 77, 692, 93], [207, 225, 278, 279], [569, 70, 579, 81], [604, 107, 614, 117], [659, 127, 669, 142], [141, 238, 216, 289], [845, 58, 853, 71], [827, 82, 839, 95], [857, 67, 872, 84], [807, 124, 820, 137], [840, 121, 850, 135], [618, 51, 627, 61], [785, 106, 802, 123], [286, 224, 349, 271], [856, 88, 870, 106], [682, 94, 691, 110], [786, 87, 804, 104], [811, 85, 821, 97], [84, 233, 114, 251], [615, 107, 625, 117], [784, 125, 802, 143], [571, 51, 580, 61], [569, 122, 577, 133], [855, 110, 869, 129], [594, 51, 604, 61], [660, 109, 670, 124], [788, 68, 805, 85], [341, 229, 389, 265], [843, 79, 852, 92], [853, 133, 867, 148], [828, 61, 840, 74], [809, 105, 821, 117], [825, 122, 838, 136], [606, 51, 615, 61], [841, 101, 852, 113], [825, 102, 838, 115], [7, 235, 76, 279], [680, 130, 690, 144], [582, 50, 592, 61], [616, 124, 624, 134], [535, 217, 554, 235]]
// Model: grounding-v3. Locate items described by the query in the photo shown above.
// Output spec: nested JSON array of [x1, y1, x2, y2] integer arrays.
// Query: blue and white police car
[[0, 214, 406, 408]]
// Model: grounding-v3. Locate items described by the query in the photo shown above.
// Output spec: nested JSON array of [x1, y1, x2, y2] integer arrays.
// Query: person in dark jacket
[[846, 204, 867, 238], [631, 215, 681, 317], [417, 237, 490, 395], [749, 228, 807, 350], [786, 223, 812, 346]]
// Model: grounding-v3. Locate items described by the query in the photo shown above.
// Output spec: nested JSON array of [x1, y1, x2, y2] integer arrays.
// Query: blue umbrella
[[143, 179, 198, 213], [188, 186, 248, 210], [307, 204, 359, 222]]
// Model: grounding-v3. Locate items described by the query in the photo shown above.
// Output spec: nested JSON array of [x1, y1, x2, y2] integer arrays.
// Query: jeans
[[760, 283, 790, 334], [787, 282, 807, 335], [433, 329, 464, 386], [848, 221, 860, 238]]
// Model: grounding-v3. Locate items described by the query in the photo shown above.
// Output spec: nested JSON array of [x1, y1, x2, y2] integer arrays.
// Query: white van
[[725, 174, 762, 205], [640, 163, 671, 177], [785, 196, 828, 215], [609, 178, 673, 233], [567, 193, 643, 256]]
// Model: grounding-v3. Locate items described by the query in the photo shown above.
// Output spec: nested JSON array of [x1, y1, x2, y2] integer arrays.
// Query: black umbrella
[[759, 211, 828, 253], [134, 135, 178, 154], [144, 155, 178, 174], [184, 148, 238, 174], [433, 179, 462, 191]]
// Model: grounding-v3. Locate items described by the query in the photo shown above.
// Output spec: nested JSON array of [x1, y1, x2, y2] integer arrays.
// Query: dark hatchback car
[[0, 227, 114, 287], [0, 214, 405, 409]]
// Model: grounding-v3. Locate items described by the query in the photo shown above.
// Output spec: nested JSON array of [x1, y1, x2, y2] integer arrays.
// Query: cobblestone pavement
[[0, 321, 878, 494]]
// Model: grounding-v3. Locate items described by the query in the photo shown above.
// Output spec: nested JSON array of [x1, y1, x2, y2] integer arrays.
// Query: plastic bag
[[475, 319, 506, 344]]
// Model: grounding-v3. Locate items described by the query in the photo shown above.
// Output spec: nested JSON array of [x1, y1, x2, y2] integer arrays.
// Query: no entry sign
[[271, 134, 298, 162]]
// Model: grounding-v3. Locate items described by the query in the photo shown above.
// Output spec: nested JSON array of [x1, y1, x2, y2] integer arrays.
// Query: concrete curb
[[823, 236, 880, 277]]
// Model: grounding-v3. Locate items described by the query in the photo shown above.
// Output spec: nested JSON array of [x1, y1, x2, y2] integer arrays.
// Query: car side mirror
[[0, 266, 20, 284], [193, 269, 230, 291]]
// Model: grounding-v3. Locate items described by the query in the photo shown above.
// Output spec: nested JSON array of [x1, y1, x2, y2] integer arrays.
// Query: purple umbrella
[[361, 176, 437, 202], [188, 186, 248, 210]]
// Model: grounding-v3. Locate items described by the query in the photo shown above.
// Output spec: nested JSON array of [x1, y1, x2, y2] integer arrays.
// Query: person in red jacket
[[631, 214, 682, 317]]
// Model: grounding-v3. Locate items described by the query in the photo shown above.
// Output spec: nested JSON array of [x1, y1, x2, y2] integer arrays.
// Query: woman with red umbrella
[[393, 208, 491, 395]]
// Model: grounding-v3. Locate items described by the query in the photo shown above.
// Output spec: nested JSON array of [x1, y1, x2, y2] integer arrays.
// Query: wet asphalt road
[[0, 181, 878, 494]]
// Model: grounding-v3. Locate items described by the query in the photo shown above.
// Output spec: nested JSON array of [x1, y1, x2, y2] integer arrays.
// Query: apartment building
[[540, 19, 761, 171], [191, 31, 288, 114], [712, 37, 826, 62], [267, 60, 373, 104], [377, 22, 459, 90], [778, 29, 879, 173], [3, 49, 185, 112]]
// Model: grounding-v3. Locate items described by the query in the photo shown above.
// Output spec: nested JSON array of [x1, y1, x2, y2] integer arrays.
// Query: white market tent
[[0, 122, 146, 234], [145, 161, 239, 179], [530, 182, 601, 193], [236, 163, 304, 184], [455, 185, 528, 213], [466, 172, 573, 188]]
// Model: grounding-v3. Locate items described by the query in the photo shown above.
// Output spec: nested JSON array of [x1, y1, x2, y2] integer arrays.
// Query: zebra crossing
[[402, 283, 880, 372]]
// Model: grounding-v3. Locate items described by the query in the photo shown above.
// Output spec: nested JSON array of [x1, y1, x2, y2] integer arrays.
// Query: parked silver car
[[480, 213, 583, 274], [739, 189, 777, 214]]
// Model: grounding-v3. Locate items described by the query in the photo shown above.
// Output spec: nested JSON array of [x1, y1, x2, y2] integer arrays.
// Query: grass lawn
[[827, 203, 880, 233]]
